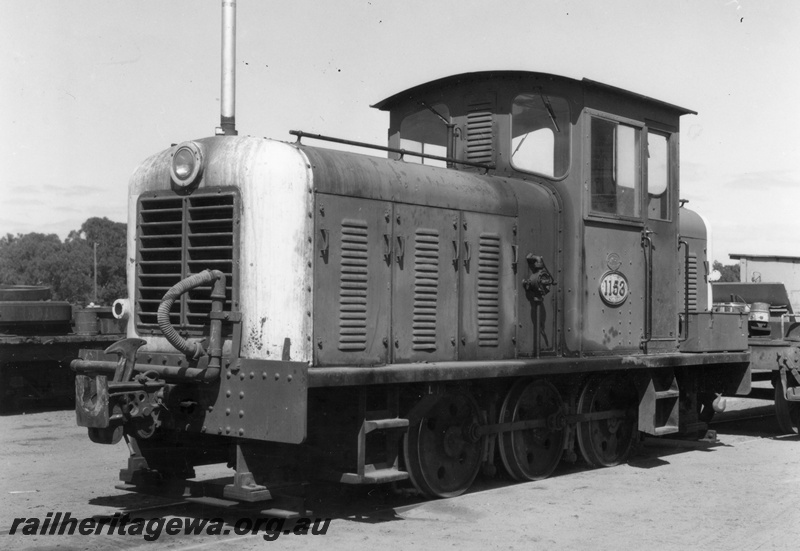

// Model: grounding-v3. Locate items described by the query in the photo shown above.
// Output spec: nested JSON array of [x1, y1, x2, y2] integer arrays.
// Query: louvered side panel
[[314, 194, 390, 367], [391, 205, 458, 363], [477, 233, 500, 347], [412, 229, 440, 351], [460, 213, 516, 360], [687, 253, 698, 312], [338, 219, 369, 351], [466, 102, 494, 164]]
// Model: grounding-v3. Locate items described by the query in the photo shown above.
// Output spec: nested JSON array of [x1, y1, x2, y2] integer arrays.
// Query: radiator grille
[[338, 219, 369, 351], [687, 253, 698, 312], [412, 229, 440, 351], [477, 233, 501, 347], [136, 189, 238, 335]]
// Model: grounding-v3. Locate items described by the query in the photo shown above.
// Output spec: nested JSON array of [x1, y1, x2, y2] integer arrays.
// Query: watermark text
[[9, 512, 331, 542]]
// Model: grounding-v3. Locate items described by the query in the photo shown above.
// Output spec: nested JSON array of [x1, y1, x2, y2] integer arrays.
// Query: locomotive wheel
[[575, 374, 638, 468], [774, 377, 800, 434], [498, 380, 567, 481], [403, 391, 484, 498]]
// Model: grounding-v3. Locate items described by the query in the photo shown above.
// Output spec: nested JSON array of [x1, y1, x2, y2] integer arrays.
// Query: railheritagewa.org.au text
[[9, 512, 331, 541]]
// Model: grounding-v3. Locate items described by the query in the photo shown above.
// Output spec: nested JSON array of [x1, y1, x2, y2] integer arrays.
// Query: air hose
[[157, 269, 226, 361]]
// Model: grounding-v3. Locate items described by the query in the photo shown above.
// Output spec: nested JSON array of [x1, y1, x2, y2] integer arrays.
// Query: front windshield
[[511, 91, 571, 178]]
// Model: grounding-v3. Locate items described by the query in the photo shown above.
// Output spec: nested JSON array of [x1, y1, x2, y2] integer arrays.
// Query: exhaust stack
[[217, 0, 237, 136]]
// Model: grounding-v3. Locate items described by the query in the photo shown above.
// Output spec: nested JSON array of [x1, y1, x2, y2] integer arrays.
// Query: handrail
[[289, 130, 494, 172], [781, 313, 800, 339], [640, 228, 654, 352]]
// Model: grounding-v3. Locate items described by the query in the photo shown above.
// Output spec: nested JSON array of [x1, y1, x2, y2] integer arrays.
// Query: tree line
[[0, 217, 126, 305], [1, 218, 741, 306], [712, 260, 740, 283]]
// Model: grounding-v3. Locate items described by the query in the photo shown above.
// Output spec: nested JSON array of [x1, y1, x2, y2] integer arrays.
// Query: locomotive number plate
[[599, 272, 628, 306]]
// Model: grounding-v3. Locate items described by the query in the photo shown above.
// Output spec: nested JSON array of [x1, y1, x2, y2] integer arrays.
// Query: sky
[[1, 0, 798, 264]]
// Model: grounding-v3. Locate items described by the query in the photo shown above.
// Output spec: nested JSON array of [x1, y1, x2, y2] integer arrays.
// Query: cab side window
[[590, 117, 641, 218], [399, 104, 450, 168], [511, 92, 571, 178]]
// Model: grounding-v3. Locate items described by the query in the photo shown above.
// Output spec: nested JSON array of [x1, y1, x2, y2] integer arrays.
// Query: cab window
[[647, 131, 669, 220], [511, 91, 570, 178], [399, 103, 449, 167], [590, 117, 641, 218]]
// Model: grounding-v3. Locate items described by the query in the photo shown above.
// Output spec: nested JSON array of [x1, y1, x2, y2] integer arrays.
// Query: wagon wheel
[[774, 377, 800, 434], [576, 374, 638, 467], [498, 380, 567, 481], [403, 391, 484, 498]]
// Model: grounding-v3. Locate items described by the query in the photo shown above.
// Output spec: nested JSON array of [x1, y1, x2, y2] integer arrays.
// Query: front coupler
[[73, 269, 229, 444], [74, 338, 165, 444]]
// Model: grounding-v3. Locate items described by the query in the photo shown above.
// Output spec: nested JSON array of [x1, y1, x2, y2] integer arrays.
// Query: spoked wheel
[[498, 380, 567, 481], [774, 376, 800, 434], [403, 391, 484, 498], [576, 374, 638, 467]]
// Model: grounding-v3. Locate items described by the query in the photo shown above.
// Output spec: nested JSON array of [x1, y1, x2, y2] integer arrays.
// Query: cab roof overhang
[[372, 70, 696, 116]]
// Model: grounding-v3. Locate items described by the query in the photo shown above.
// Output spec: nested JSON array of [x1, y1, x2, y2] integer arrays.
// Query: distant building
[[730, 253, 800, 312]]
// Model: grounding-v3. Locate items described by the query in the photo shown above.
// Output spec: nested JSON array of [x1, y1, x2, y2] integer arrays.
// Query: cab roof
[[372, 70, 696, 116]]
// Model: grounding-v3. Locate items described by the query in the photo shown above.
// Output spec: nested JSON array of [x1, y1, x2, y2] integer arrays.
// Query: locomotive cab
[[375, 71, 709, 355]]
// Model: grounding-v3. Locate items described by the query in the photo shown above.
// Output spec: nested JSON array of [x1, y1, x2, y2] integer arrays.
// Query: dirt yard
[[2, 399, 799, 551]]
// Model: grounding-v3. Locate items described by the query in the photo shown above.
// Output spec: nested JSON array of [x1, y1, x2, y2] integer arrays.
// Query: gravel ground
[[1, 399, 799, 551]]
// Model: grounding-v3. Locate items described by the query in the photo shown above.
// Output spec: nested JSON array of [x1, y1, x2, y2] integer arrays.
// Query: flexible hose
[[157, 270, 223, 360]]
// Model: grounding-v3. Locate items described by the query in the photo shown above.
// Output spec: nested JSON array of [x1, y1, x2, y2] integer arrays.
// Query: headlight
[[748, 302, 770, 323], [170, 142, 204, 188]]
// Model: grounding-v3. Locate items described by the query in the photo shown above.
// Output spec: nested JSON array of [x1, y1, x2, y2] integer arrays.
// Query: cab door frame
[[580, 108, 647, 355], [579, 108, 680, 355], [641, 120, 680, 352]]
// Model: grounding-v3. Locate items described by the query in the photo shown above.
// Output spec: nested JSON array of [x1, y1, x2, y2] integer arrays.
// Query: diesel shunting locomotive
[[72, 3, 761, 502]]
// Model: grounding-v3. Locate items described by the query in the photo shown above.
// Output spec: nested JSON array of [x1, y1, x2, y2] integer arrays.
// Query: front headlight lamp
[[170, 142, 204, 188], [748, 302, 770, 323], [749, 311, 770, 323]]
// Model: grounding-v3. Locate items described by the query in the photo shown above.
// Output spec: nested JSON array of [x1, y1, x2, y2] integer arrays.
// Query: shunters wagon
[[0, 285, 123, 412]]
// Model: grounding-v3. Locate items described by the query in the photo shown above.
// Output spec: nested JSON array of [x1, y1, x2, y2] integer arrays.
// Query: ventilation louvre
[[466, 101, 494, 164], [477, 233, 501, 347], [412, 229, 440, 351], [338, 219, 369, 351], [687, 253, 698, 312]]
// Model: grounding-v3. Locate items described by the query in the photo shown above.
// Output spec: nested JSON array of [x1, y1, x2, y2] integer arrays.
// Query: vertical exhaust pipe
[[217, 0, 237, 136]]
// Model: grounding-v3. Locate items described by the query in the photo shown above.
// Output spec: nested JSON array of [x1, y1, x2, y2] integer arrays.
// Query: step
[[339, 468, 410, 485], [654, 389, 680, 400], [652, 425, 679, 436], [364, 418, 409, 433]]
